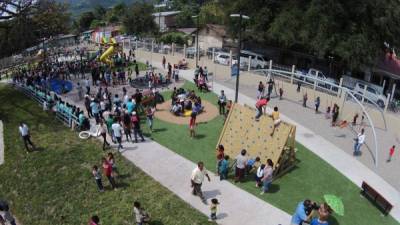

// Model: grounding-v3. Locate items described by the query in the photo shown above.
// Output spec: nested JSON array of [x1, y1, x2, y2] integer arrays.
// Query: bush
[[158, 32, 187, 46]]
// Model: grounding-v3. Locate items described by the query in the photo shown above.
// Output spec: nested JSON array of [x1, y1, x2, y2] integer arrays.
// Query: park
[[1, 1, 400, 225]]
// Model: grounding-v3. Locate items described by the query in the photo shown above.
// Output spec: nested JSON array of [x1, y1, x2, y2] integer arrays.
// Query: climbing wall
[[217, 103, 296, 177]]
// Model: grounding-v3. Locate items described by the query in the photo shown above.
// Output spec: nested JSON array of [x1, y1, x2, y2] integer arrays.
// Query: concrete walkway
[[173, 67, 400, 222], [120, 135, 291, 225], [56, 79, 292, 224], [0, 120, 3, 165]]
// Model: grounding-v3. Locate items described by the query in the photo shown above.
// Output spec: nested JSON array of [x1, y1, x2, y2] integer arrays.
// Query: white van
[[240, 50, 268, 69], [354, 83, 387, 107]]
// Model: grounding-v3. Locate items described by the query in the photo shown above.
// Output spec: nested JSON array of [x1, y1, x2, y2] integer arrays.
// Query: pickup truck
[[296, 68, 337, 89]]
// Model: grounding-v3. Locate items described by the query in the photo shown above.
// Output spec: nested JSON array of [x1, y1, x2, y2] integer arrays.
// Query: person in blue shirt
[[90, 99, 100, 123], [126, 98, 136, 114], [219, 155, 229, 180], [291, 200, 314, 225], [310, 203, 332, 225]]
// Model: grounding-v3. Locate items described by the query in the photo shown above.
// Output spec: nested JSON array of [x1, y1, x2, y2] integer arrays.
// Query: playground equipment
[[49, 79, 73, 94], [99, 37, 117, 65], [217, 103, 296, 178]]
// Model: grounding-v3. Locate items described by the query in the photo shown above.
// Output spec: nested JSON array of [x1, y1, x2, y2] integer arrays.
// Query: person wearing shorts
[[270, 106, 281, 136]]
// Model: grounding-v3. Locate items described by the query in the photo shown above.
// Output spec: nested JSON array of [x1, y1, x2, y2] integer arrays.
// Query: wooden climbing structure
[[217, 103, 296, 178]]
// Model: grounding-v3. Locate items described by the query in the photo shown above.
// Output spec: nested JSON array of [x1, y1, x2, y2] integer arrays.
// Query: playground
[[1, 37, 399, 225]]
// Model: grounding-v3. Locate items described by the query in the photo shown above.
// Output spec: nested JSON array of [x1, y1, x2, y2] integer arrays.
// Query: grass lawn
[[141, 81, 399, 225], [0, 84, 214, 225]]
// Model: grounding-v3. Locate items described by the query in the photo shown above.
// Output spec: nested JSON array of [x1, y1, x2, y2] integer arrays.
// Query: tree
[[122, 3, 157, 36], [175, 5, 196, 28], [78, 11, 95, 32], [32, 0, 71, 38]]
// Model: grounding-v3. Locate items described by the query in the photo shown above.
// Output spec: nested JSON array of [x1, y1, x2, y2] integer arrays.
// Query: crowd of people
[[170, 87, 204, 116]]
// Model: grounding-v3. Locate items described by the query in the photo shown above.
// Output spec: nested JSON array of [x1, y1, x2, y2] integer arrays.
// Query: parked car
[[186, 47, 205, 58], [207, 47, 228, 58], [240, 50, 268, 69], [353, 83, 387, 107], [296, 68, 337, 89], [214, 52, 237, 65]]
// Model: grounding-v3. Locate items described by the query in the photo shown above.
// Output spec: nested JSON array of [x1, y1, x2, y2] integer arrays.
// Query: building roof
[[82, 30, 94, 34], [376, 52, 400, 77], [152, 11, 180, 17], [55, 34, 77, 40], [201, 24, 227, 37], [176, 28, 197, 35]]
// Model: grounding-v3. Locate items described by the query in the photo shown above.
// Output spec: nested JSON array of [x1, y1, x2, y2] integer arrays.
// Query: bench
[[361, 181, 393, 215]]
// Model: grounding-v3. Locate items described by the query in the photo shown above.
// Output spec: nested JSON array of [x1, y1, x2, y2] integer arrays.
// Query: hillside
[[56, 0, 138, 15]]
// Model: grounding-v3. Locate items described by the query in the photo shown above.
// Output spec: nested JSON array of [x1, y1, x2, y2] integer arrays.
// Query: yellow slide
[[99, 37, 117, 65]]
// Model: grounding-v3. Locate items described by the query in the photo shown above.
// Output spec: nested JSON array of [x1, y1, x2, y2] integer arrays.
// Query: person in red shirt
[[255, 97, 269, 121], [387, 145, 396, 162], [189, 112, 197, 138], [102, 157, 117, 189]]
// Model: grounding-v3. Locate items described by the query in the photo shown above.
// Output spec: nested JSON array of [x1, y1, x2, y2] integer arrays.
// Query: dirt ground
[[155, 100, 219, 125]]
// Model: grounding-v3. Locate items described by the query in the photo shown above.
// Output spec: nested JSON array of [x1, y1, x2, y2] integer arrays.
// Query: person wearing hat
[[210, 198, 219, 220]]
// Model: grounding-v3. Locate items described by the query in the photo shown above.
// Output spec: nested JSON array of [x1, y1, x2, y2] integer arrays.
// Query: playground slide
[[99, 37, 116, 65]]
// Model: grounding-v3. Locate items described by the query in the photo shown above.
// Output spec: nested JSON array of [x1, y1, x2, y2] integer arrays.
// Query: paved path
[[120, 136, 291, 225], [173, 67, 400, 222], [57, 79, 292, 224], [0, 120, 3, 165]]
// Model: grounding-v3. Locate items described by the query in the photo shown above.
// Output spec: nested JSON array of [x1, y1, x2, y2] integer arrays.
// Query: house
[[197, 24, 231, 51], [91, 25, 121, 44], [152, 11, 180, 32], [47, 34, 77, 47], [81, 30, 94, 42]]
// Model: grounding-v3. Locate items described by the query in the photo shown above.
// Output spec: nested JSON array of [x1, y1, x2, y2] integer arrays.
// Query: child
[[387, 145, 396, 162], [255, 164, 265, 187], [89, 215, 100, 225], [247, 156, 261, 174], [92, 165, 104, 192], [108, 152, 119, 177], [303, 92, 308, 107], [325, 106, 331, 119], [189, 112, 197, 138], [219, 155, 229, 181], [225, 100, 233, 117], [279, 87, 283, 100], [146, 106, 155, 132], [210, 198, 219, 220], [216, 145, 225, 175]]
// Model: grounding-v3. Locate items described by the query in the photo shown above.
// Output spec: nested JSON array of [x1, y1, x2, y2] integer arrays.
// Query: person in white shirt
[[111, 120, 123, 151], [191, 161, 210, 203], [235, 149, 247, 182], [19, 122, 35, 152], [353, 128, 365, 156]]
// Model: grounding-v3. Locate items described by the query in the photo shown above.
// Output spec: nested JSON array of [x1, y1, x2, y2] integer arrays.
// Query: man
[[84, 77, 90, 95], [90, 99, 100, 123], [353, 128, 365, 156], [235, 149, 247, 182], [111, 119, 123, 151], [19, 122, 35, 152], [218, 90, 227, 115], [291, 200, 315, 225], [191, 161, 211, 203], [133, 89, 143, 112], [255, 97, 269, 121]]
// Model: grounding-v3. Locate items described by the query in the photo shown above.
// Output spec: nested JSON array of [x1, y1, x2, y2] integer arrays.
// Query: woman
[[99, 120, 110, 151], [260, 159, 273, 195], [216, 145, 225, 175], [102, 157, 117, 189], [107, 152, 119, 177], [189, 112, 197, 139]]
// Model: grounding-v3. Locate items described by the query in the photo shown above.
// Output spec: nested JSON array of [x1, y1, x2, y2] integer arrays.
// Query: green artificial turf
[[0, 84, 214, 225], [141, 82, 399, 225]]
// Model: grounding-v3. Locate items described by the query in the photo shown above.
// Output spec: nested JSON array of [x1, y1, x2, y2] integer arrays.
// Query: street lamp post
[[192, 15, 200, 67], [230, 13, 249, 103]]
